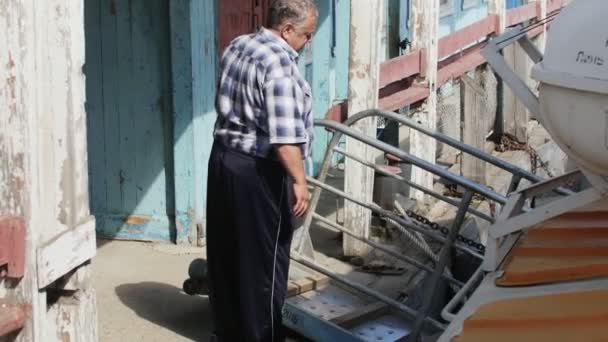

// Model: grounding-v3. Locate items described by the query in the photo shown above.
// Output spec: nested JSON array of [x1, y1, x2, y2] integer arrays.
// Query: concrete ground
[[93, 240, 213, 342], [93, 239, 310, 342]]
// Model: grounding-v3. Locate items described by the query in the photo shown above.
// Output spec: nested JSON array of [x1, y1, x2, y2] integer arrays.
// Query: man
[[206, 1, 318, 341]]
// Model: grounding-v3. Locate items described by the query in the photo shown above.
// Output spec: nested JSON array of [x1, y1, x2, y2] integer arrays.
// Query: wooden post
[[2, 1, 98, 340], [488, 0, 507, 34], [460, 74, 487, 184], [409, 0, 439, 203], [343, 0, 382, 256]]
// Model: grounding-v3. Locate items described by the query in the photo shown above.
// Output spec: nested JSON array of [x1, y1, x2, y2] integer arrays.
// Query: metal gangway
[[279, 108, 561, 341]]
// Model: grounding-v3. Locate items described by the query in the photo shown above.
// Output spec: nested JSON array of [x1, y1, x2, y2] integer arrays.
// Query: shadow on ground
[[116, 282, 212, 342]]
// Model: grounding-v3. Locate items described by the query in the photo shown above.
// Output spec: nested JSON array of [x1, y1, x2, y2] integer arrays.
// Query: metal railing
[[288, 108, 557, 339]]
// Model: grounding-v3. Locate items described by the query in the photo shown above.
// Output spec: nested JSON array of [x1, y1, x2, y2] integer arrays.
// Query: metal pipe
[[334, 147, 495, 222], [337, 109, 544, 183], [312, 213, 464, 287], [409, 191, 475, 341], [290, 254, 446, 332], [307, 177, 484, 259], [315, 120, 507, 204], [441, 265, 484, 322]]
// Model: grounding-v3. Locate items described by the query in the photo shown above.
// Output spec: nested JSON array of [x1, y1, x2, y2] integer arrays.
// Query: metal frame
[[287, 108, 558, 340], [483, 170, 603, 271], [479, 27, 607, 272]]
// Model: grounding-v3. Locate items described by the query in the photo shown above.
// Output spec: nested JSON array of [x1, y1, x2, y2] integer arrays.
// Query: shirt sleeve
[[263, 76, 308, 145]]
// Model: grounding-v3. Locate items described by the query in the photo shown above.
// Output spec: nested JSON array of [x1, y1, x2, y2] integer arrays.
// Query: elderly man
[[206, 0, 318, 341]]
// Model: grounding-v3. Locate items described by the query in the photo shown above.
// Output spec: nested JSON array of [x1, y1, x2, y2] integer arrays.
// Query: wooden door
[[85, 0, 175, 241], [217, 0, 270, 55]]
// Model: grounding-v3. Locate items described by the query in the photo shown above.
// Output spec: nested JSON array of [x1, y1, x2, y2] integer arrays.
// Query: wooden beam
[[438, 15, 499, 60], [343, 0, 382, 256], [36, 218, 96, 289], [378, 83, 430, 111], [547, 0, 564, 14], [506, 2, 540, 27], [437, 45, 486, 87], [379, 50, 423, 88]]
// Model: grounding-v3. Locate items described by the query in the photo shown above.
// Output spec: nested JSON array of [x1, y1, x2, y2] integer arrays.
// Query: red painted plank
[[379, 83, 430, 111], [0, 216, 26, 279], [506, 3, 540, 27], [0, 302, 29, 337], [438, 15, 499, 60], [437, 45, 486, 87], [527, 25, 545, 39], [547, 0, 564, 14], [379, 50, 423, 88], [324, 102, 348, 124]]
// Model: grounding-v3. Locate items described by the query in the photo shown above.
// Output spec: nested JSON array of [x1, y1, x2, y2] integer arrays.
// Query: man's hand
[[292, 182, 310, 217], [274, 144, 309, 217]]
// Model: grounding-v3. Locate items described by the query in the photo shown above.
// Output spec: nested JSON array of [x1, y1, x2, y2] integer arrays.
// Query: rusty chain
[[497, 134, 554, 178], [404, 210, 486, 254]]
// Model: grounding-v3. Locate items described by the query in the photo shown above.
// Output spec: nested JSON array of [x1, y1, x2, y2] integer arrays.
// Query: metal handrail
[[341, 109, 545, 185], [315, 119, 507, 204]]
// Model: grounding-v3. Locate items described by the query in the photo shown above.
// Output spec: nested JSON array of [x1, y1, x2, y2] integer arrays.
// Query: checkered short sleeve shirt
[[214, 28, 314, 159]]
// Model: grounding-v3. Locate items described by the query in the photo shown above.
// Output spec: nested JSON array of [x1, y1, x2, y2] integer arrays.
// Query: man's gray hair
[[267, 0, 318, 29]]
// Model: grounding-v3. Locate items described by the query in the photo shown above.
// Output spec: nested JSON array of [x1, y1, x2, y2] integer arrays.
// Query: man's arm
[[275, 144, 309, 217]]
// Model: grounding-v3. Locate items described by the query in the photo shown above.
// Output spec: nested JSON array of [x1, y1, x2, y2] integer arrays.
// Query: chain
[[405, 210, 486, 254], [497, 134, 554, 178]]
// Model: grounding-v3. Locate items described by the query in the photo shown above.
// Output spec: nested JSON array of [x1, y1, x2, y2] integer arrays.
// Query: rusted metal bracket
[[0, 216, 26, 279]]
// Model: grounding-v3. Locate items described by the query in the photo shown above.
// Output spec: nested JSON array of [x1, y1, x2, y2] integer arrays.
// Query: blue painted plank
[[311, 0, 333, 173], [84, 0, 107, 215], [334, 0, 350, 101], [100, 0, 123, 214], [170, 0, 196, 244], [96, 214, 174, 242], [116, 0, 138, 214], [399, 0, 410, 52], [129, 0, 172, 220], [507, 0, 524, 9], [191, 0, 219, 238]]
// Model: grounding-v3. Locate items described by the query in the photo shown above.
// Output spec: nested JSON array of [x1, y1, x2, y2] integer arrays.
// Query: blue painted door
[[85, 0, 176, 241]]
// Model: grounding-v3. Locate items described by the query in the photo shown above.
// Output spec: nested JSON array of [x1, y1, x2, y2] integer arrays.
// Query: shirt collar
[[259, 27, 299, 61]]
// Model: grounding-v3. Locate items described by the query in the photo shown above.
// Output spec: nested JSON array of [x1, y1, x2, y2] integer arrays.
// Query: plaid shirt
[[214, 27, 314, 159]]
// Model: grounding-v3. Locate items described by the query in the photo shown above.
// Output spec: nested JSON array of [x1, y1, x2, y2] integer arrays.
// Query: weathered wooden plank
[[343, 0, 382, 256], [36, 218, 96, 289], [409, 0, 439, 203], [46, 290, 97, 342], [460, 74, 487, 184]]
